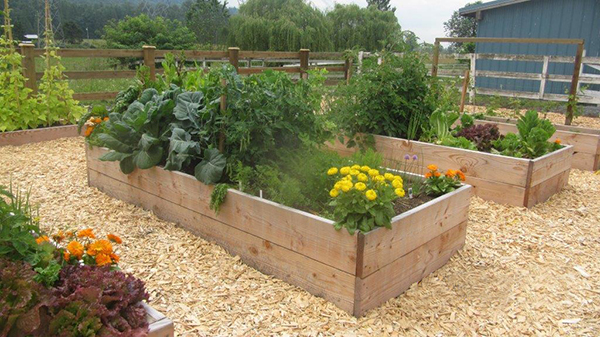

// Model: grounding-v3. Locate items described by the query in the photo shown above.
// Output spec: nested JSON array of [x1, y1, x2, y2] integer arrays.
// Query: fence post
[[299, 49, 309, 80], [431, 39, 440, 77], [357, 51, 364, 74], [19, 43, 37, 95], [459, 70, 470, 113], [344, 57, 353, 84], [565, 41, 584, 125], [539, 56, 549, 99], [228, 47, 240, 71], [469, 53, 477, 103], [142, 45, 156, 81]]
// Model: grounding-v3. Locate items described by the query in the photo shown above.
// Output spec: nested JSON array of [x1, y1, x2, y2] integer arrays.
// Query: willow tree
[[326, 4, 401, 52], [228, 0, 332, 51]]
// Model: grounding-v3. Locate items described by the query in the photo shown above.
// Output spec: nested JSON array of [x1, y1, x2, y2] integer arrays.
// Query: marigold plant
[[328, 165, 405, 234], [48, 229, 123, 268], [423, 164, 465, 196]]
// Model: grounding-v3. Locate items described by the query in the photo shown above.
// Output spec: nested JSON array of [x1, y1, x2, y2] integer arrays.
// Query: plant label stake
[[259, 190, 263, 199], [408, 187, 413, 199]]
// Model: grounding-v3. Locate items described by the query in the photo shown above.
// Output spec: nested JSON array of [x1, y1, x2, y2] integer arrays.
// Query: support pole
[[142, 45, 156, 81], [228, 47, 240, 71], [431, 39, 440, 77], [299, 49, 309, 80], [565, 42, 584, 125], [19, 43, 37, 95], [459, 70, 470, 113]]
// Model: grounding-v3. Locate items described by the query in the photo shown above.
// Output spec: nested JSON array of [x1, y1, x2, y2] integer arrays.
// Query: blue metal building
[[459, 0, 600, 95]]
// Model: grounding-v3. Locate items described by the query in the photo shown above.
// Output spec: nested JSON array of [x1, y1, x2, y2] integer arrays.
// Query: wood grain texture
[[144, 303, 174, 337], [0, 125, 80, 147], [354, 221, 467, 317], [527, 168, 570, 207], [530, 146, 574, 186], [86, 146, 358, 275], [360, 186, 471, 277], [88, 168, 356, 313]]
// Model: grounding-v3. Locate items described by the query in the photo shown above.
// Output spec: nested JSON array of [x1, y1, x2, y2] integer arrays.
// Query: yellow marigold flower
[[67, 241, 84, 259], [457, 170, 466, 181], [350, 169, 360, 176], [95, 253, 112, 266], [36, 236, 49, 244], [427, 164, 438, 171], [340, 166, 351, 175], [368, 169, 380, 177], [357, 173, 368, 182], [87, 239, 113, 257], [334, 181, 342, 190], [355, 182, 367, 191], [374, 175, 385, 182], [327, 167, 338, 175], [330, 188, 340, 198], [365, 189, 377, 201], [77, 228, 95, 239], [107, 234, 122, 244], [340, 182, 352, 192], [392, 179, 403, 188], [344, 175, 353, 182], [351, 164, 361, 170], [394, 175, 402, 181], [445, 169, 456, 178], [384, 173, 395, 181], [360, 165, 370, 172], [395, 188, 406, 197]]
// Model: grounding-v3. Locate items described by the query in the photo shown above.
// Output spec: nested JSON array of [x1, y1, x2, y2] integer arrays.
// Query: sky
[[231, 0, 475, 45]]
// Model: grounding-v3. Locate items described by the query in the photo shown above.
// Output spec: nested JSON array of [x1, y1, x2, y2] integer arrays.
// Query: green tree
[[326, 4, 400, 51], [62, 20, 83, 44], [367, 0, 395, 12], [102, 14, 196, 49], [185, 0, 229, 45], [228, 0, 332, 51], [443, 1, 481, 53]]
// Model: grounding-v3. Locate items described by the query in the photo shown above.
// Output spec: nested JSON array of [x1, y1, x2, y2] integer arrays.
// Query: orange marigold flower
[[77, 228, 95, 239], [63, 251, 71, 261], [425, 172, 432, 179], [554, 139, 561, 144], [107, 234, 122, 244], [427, 164, 438, 171], [93, 117, 102, 124], [84, 125, 95, 137], [36, 235, 49, 244], [65, 231, 76, 237], [445, 169, 456, 178], [87, 239, 113, 257], [457, 170, 466, 181], [67, 241, 84, 259], [110, 253, 120, 263], [434, 171, 441, 177], [95, 253, 112, 266], [103, 117, 109, 122], [52, 230, 65, 243]]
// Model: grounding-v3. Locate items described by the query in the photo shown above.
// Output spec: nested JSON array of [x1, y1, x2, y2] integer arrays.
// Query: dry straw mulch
[[464, 104, 600, 129], [1, 137, 599, 336]]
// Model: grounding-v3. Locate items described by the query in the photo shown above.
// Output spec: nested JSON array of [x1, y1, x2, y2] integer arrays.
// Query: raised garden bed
[[144, 303, 174, 337], [329, 135, 573, 208], [474, 116, 600, 171], [0, 125, 80, 147], [86, 145, 472, 317]]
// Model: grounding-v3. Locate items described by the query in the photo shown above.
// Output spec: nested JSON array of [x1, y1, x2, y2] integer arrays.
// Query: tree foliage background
[[443, 1, 481, 53]]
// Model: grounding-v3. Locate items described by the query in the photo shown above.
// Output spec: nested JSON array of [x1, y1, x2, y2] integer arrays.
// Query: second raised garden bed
[[0, 125, 80, 147], [86, 145, 472, 317], [329, 135, 573, 208], [474, 116, 600, 171]]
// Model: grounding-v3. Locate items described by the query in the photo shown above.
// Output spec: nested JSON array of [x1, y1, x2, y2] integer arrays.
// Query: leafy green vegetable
[[493, 110, 561, 158], [195, 148, 226, 184]]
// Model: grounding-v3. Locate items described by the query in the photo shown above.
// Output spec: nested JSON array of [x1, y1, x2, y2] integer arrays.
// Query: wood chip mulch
[[2, 137, 599, 336]]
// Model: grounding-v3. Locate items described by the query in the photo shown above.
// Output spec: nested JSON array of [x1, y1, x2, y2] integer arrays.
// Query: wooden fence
[[18, 45, 351, 102]]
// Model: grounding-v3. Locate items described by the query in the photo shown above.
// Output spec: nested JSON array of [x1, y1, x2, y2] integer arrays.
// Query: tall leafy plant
[[493, 110, 561, 158]]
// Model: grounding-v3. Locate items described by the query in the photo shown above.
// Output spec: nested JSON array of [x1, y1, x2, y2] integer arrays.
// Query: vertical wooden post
[[566, 41, 585, 125], [299, 49, 309, 80], [142, 45, 156, 81], [538, 56, 549, 99], [228, 47, 240, 71], [19, 43, 37, 95], [459, 70, 470, 113], [357, 51, 364, 74], [344, 57, 353, 84], [469, 53, 477, 103], [431, 39, 440, 77]]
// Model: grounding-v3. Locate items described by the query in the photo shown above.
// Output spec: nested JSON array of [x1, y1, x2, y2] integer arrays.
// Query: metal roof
[[459, 0, 531, 16]]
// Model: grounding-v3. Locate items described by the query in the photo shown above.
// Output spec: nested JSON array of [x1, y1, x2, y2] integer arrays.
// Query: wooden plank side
[[329, 136, 531, 187], [530, 146, 574, 186], [354, 221, 467, 317], [88, 169, 356, 313], [526, 168, 570, 207], [462, 175, 526, 207], [73, 91, 120, 101], [86, 146, 358, 274], [360, 186, 471, 277], [0, 125, 80, 147], [572, 152, 598, 171], [143, 303, 174, 337]]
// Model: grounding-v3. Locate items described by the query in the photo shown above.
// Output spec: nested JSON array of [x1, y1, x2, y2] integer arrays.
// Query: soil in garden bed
[[393, 193, 435, 215]]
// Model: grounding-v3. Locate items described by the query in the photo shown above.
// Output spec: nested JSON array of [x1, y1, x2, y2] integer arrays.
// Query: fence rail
[[18, 45, 351, 102]]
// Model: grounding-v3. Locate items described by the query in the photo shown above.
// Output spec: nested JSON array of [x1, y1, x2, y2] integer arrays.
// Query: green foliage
[[62, 20, 84, 44], [103, 14, 196, 50], [428, 109, 459, 142], [209, 183, 230, 215], [228, 0, 332, 51], [326, 4, 400, 51], [443, 1, 481, 53], [329, 52, 436, 145], [33, 260, 62, 287], [186, 0, 230, 45], [366, 0, 395, 12], [195, 148, 226, 184], [493, 110, 561, 158]]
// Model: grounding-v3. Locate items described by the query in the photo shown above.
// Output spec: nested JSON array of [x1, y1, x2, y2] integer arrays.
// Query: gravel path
[[2, 137, 599, 336]]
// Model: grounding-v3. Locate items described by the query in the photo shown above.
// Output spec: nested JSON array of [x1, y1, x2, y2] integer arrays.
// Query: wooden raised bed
[[329, 135, 573, 208], [474, 116, 600, 171], [0, 125, 80, 147], [86, 145, 472, 317], [144, 303, 174, 337]]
